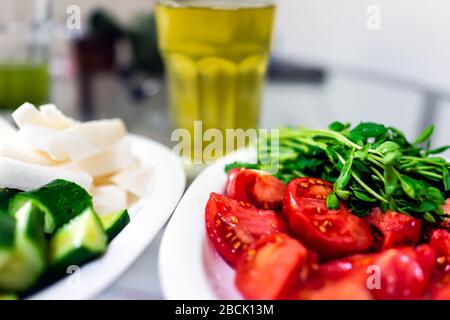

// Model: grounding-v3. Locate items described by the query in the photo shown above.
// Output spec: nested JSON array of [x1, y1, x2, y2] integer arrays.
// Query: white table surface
[[96, 229, 165, 299]]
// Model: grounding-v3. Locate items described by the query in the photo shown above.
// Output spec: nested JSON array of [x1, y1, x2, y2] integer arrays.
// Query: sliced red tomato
[[372, 245, 436, 300], [427, 229, 450, 299], [284, 177, 373, 260], [295, 253, 376, 300], [429, 229, 450, 267], [428, 271, 450, 300], [205, 192, 286, 267], [443, 198, 450, 214], [297, 246, 435, 300], [225, 168, 286, 210], [364, 207, 422, 250], [235, 233, 317, 300], [438, 198, 450, 230], [283, 177, 333, 220], [318, 253, 376, 281], [297, 272, 373, 300]]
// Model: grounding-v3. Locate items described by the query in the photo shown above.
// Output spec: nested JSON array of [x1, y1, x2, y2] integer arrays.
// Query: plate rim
[[159, 148, 253, 300]]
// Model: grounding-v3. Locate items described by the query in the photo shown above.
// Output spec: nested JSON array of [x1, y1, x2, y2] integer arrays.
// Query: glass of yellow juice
[[156, 0, 275, 163]]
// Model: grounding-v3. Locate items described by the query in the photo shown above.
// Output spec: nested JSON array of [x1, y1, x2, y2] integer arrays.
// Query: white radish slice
[[0, 118, 18, 144], [53, 129, 99, 161], [0, 156, 92, 191], [111, 166, 154, 198], [92, 185, 127, 215], [12, 102, 52, 129], [39, 104, 77, 130], [17, 125, 68, 161], [71, 119, 126, 149], [72, 139, 137, 177], [0, 144, 54, 165], [51, 119, 127, 161]]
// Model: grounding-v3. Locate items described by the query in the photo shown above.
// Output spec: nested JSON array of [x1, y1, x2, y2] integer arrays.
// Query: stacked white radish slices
[[0, 102, 153, 215]]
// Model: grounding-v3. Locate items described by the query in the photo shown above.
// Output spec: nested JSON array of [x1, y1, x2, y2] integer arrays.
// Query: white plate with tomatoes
[[160, 145, 450, 300]]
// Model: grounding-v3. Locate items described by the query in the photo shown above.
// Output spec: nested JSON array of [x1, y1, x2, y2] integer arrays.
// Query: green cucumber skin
[[9, 179, 92, 234], [36, 246, 104, 290], [49, 207, 107, 276], [49, 247, 103, 275], [0, 215, 15, 249], [102, 210, 130, 241], [0, 188, 20, 215], [0, 204, 46, 292], [0, 215, 15, 270], [22, 204, 47, 254]]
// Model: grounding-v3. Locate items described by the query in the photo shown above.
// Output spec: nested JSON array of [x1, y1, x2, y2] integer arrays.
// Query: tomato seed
[[437, 256, 446, 265], [300, 183, 309, 188]]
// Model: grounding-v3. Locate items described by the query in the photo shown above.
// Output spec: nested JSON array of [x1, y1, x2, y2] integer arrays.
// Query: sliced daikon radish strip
[[17, 125, 68, 161], [12, 102, 52, 129], [73, 139, 137, 177], [0, 156, 92, 191], [79, 119, 127, 148], [53, 129, 99, 161], [39, 104, 77, 130], [92, 185, 127, 215], [0, 144, 54, 165], [92, 174, 115, 187], [52, 119, 127, 161], [111, 166, 154, 198], [126, 192, 139, 217], [0, 118, 18, 144]]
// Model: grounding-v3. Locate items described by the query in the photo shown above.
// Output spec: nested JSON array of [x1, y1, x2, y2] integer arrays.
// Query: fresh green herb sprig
[[225, 122, 450, 222]]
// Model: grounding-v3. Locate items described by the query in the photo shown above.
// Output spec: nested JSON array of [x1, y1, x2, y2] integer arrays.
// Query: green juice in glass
[[0, 63, 49, 110]]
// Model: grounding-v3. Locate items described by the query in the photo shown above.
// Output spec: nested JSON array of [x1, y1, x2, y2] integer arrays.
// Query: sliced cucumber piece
[[0, 188, 20, 215], [0, 201, 46, 292], [9, 179, 92, 233], [50, 207, 107, 272], [100, 209, 130, 241], [0, 215, 15, 268]]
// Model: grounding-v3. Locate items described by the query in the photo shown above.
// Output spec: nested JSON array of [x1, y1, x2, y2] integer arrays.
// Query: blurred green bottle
[[0, 0, 51, 110]]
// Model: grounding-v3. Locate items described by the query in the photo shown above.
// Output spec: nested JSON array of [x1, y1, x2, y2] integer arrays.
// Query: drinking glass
[[156, 0, 275, 162], [0, 0, 51, 110]]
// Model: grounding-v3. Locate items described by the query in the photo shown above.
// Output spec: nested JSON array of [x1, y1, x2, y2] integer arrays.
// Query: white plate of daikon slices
[[0, 103, 186, 299]]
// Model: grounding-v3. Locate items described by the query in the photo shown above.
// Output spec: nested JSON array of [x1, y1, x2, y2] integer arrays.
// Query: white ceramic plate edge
[[159, 148, 254, 300]]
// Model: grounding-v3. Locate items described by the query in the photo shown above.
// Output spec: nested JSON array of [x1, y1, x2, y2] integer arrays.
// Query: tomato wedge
[[283, 177, 333, 220], [225, 168, 286, 210], [295, 253, 376, 300], [372, 245, 436, 300], [318, 253, 376, 281], [364, 207, 422, 250], [298, 272, 373, 300], [235, 233, 317, 300], [429, 229, 450, 267], [420, 229, 450, 299], [284, 177, 373, 260], [429, 273, 450, 300], [205, 192, 286, 267]]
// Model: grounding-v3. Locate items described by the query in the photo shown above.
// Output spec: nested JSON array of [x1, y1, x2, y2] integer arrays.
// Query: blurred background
[[2, 0, 450, 298]]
